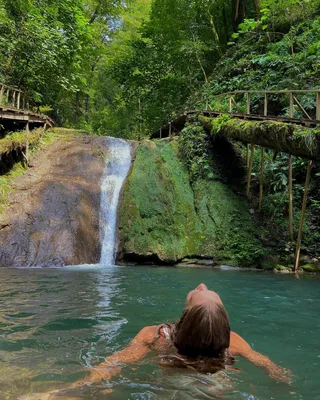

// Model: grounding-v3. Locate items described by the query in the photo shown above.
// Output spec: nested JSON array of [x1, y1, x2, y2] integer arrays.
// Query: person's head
[[173, 283, 230, 359]]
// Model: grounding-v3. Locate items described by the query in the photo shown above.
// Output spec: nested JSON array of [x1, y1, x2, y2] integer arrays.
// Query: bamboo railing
[[0, 83, 31, 111], [212, 89, 320, 122]]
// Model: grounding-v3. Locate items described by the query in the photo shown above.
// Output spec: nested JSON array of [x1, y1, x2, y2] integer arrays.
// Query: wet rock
[[117, 139, 263, 267], [0, 137, 107, 267], [219, 265, 241, 271]]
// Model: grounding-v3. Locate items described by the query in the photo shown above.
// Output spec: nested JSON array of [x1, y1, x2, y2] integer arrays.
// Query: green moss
[[193, 180, 263, 267], [48, 128, 92, 137], [301, 264, 320, 273], [275, 264, 293, 271], [0, 126, 90, 156], [118, 139, 202, 262], [0, 162, 26, 215], [199, 115, 320, 159], [0, 128, 44, 154], [119, 138, 264, 266]]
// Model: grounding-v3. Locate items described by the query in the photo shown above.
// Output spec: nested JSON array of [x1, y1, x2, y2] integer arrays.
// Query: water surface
[[0, 266, 319, 399]]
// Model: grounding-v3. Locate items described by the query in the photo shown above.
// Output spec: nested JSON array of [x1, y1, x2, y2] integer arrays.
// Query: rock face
[[117, 139, 263, 267], [0, 137, 107, 267]]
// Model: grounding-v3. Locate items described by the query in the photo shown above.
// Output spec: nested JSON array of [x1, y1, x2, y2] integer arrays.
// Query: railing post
[[0, 85, 3, 106], [229, 95, 232, 113], [246, 92, 250, 114], [159, 127, 162, 139], [294, 160, 313, 272], [246, 143, 255, 197], [316, 92, 320, 121], [17, 92, 21, 109], [169, 122, 172, 137], [22, 95, 26, 110], [259, 147, 265, 211], [6, 87, 9, 103], [288, 154, 294, 241], [25, 120, 30, 165], [289, 92, 294, 118], [12, 90, 16, 108], [264, 93, 268, 117], [41, 121, 47, 139]]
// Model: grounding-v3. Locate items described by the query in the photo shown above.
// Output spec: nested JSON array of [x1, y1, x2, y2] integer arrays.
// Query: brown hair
[[154, 302, 234, 373]]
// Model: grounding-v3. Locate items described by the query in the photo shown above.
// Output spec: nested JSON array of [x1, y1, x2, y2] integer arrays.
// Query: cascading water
[[100, 137, 132, 265]]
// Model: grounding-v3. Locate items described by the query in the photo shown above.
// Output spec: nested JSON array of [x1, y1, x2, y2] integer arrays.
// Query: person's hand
[[269, 366, 293, 384], [18, 390, 68, 400], [18, 378, 114, 400]]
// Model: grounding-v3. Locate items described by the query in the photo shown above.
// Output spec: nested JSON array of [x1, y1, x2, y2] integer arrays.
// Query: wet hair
[[153, 302, 234, 373]]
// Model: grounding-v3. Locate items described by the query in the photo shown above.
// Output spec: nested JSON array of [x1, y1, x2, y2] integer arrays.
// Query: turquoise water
[[0, 266, 319, 399]]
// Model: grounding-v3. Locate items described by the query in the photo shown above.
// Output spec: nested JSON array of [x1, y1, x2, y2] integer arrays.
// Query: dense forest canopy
[[0, 0, 319, 137]]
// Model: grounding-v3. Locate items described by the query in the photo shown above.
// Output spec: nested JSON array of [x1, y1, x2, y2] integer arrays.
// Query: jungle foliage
[[1, 0, 319, 135], [192, 0, 320, 114], [0, 0, 257, 133]]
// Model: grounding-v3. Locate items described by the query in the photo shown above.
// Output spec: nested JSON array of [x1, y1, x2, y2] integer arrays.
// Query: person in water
[[26, 283, 290, 399], [82, 283, 289, 384]]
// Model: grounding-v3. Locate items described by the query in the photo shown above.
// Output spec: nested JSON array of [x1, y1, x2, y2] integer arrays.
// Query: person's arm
[[229, 331, 291, 384], [80, 325, 156, 384], [19, 326, 157, 399]]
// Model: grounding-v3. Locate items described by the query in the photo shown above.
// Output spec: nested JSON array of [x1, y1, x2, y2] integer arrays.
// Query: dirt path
[[0, 136, 107, 267]]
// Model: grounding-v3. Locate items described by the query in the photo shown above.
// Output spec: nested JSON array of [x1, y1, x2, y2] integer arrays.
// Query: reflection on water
[[0, 266, 319, 399]]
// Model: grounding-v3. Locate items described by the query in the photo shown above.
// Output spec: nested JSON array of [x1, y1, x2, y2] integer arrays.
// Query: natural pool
[[0, 266, 319, 400]]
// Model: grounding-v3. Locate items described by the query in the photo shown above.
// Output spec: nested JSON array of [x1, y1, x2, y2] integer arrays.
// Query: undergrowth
[[178, 122, 214, 182], [0, 162, 26, 216]]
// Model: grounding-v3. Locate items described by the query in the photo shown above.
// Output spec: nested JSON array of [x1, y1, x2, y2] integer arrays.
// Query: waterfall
[[100, 137, 132, 265]]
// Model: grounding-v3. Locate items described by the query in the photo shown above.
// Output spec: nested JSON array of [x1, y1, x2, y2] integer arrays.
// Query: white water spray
[[100, 137, 132, 265]]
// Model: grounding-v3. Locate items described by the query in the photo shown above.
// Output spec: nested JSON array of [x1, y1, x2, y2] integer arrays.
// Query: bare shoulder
[[229, 331, 252, 355], [134, 325, 158, 344]]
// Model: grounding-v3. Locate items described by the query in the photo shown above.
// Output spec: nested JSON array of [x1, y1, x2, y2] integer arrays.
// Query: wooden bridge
[[0, 83, 54, 164], [0, 83, 54, 128], [153, 89, 320, 272], [153, 89, 320, 139]]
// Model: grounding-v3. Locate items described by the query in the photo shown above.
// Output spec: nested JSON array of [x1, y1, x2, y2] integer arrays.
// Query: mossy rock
[[118, 139, 264, 266], [192, 180, 263, 267], [275, 264, 293, 271], [117, 139, 202, 262], [301, 263, 320, 273]]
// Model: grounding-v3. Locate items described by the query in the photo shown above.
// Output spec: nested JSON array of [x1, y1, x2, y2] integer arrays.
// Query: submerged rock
[[219, 265, 241, 271], [0, 137, 107, 267], [117, 139, 264, 267]]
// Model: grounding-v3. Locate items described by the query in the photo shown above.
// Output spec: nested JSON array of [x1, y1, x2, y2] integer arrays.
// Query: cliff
[[0, 136, 107, 267], [117, 138, 263, 267]]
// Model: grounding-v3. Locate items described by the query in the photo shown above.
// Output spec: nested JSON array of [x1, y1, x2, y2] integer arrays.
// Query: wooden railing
[[210, 89, 320, 123], [155, 90, 320, 140], [153, 89, 320, 272], [0, 83, 30, 111]]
